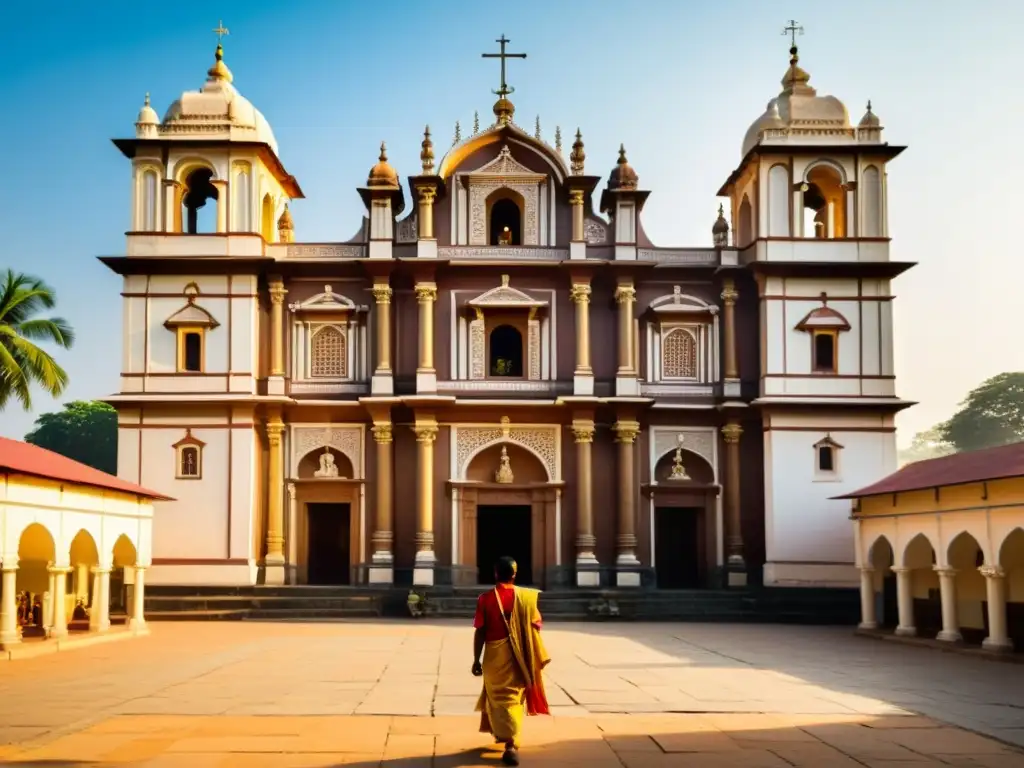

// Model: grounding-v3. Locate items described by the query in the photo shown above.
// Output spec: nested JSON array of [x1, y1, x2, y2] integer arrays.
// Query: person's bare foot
[[502, 746, 519, 766]]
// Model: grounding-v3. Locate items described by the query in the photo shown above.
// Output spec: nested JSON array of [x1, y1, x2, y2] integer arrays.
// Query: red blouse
[[473, 583, 543, 642]]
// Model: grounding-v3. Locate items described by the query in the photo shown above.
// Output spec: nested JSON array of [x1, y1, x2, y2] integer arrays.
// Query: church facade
[[104, 30, 912, 591]]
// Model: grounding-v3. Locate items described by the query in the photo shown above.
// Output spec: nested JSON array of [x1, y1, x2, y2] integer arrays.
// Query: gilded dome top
[[607, 145, 639, 191], [367, 142, 399, 188], [712, 204, 730, 235], [136, 93, 159, 126], [277, 204, 294, 231], [859, 100, 881, 128]]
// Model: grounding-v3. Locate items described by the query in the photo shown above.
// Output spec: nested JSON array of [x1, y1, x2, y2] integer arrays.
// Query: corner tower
[[718, 22, 915, 588]]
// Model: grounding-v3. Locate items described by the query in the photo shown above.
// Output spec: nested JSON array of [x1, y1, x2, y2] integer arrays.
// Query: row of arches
[[861, 529, 1024, 651], [735, 161, 884, 246], [135, 162, 282, 239], [1, 524, 147, 649]]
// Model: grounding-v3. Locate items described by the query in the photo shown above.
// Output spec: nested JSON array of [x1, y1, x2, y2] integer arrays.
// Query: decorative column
[[128, 566, 147, 634], [569, 189, 585, 242], [613, 420, 641, 586], [89, 567, 110, 632], [268, 279, 287, 395], [45, 567, 56, 634], [416, 186, 436, 240], [0, 562, 20, 648], [264, 418, 287, 585], [858, 566, 878, 630], [415, 284, 438, 393], [49, 565, 69, 639], [572, 420, 599, 586], [412, 421, 438, 585], [615, 285, 639, 396], [163, 180, 182, 233], [371, 283, 393, 395], [980, 565, 1013, 651], [721, 278, 739, 395], [370, 423, 394, 584], [570, 284, 593, 396], [892, 566, 916, 637], [286, 482, 298, 584], [721, 421, 746, 586], [75, 563, 90, 602], [211, 179, 228, 233]]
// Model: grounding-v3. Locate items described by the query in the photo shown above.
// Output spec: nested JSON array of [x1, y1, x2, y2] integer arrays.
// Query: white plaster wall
[[138, 426, 229, 561], [767, 164, 790, 236], [764, 425, 896, 570], [123, 276, 148, 376], [229, 427, 257, 560]]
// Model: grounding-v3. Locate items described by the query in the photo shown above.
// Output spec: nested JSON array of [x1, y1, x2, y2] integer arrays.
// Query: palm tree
[[0, 269, 74, 411]]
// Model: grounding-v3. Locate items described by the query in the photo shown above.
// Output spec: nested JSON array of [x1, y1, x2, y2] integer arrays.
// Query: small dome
[[607, 144, 639, 191], [712, 204, 729, 234], [367, 142, 399, 188], [277, 204, 294, 231], [859, 100, 881, 128], [136, 93, 158, 125], [493, 96, 515, 125]]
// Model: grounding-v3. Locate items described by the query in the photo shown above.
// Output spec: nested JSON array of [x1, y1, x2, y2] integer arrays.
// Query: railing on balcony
[[275, 243, 366, 260], [437, 246, 569, 261], [637, 248, 719, 265], [436, 380, 572, 396]]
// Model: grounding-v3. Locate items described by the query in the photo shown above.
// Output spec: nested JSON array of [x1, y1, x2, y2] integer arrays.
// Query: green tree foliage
[[939, 372, 1024, 453], [25, 401, 118, 475], [898, 426, 956, 466], [0, 269, 74, 410]]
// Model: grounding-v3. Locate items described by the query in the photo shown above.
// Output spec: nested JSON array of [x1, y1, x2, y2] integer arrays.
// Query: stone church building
[[103, 30, 911, 591]]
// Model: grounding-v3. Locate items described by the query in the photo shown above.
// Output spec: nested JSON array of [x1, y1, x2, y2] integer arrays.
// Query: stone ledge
[[855, 627, 1023, 664], [2, 626, 147, 661]]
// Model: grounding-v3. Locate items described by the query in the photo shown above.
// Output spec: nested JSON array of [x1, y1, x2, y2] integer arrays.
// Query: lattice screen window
[[661, 327, 697, 379], [310, 325, 347, 378]]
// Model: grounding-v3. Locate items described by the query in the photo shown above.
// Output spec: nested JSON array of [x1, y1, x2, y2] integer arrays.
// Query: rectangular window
[[812, 331, 836, 373], [183, 332, 203, 372], [818, 446, 834, 472]]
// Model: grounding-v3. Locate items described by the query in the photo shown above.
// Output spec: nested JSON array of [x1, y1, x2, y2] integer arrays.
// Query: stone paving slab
[[0, 620, 1022, 764]]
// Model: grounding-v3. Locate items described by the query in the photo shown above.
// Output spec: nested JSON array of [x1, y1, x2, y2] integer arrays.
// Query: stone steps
[[143, 586, 858, 624]]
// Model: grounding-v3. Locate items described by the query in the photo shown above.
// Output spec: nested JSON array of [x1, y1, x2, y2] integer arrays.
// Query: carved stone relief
[[469, 315, 485, 380], [395, 212, 418, 243], [652, 428, 716, 481], [454, 420, 558, 481], [528, 319, 541, 380], [292, 426, 362, 478], [584, 218, 608, 244]]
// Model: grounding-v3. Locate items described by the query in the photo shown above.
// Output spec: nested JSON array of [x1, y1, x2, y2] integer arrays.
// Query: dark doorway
[[489, 325, 523, 377], [490, 198, 522, 245], [881, 570, 897, 627], [306, 503, 351, 585], [654, 507, 701, 588], [477, 505, 532, 586]]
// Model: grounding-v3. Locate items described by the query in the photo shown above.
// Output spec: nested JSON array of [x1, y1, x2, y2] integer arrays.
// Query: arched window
[[662, 328, 697, 379], [310, 325, 347, 378], [862, 165, 882, 237], [489, 325, 523, 377], [182, 168, 218, 234], [490, 198, 522, 245], [233, 166, 251, 232], [141, 169, 159, 231], [261, 193, 275, 242], [737, 196, 753, 247], [802, 164, 846, 238]]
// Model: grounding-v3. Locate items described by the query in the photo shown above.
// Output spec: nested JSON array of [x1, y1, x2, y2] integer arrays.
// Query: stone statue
[[498, 226, 512, 246], [314, 449, 340, 478], [668, 435, 691, 481], [495, 446, 515, 484]]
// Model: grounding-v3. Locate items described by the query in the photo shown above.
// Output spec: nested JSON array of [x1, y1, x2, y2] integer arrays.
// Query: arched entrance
[[451, 441, 560, 587], [69, 529, 99, 624], [16, 523, 57, 637], [644, 448, 718, 589]]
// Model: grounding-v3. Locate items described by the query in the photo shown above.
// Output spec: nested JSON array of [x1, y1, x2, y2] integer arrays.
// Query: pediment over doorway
[[467, 275, 547, 310]]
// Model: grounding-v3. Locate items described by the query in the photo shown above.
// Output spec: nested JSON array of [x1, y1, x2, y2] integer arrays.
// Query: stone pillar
[[416, 186, 436, 240], [163, 180, 182, 233], [412, 421, 438, 585], [286, 483, 298, 584], [570, 284, 593, 396], [268, 279, 287, 395], [571, 420, 599, 586], [49, 566, 69, 639], [88, 567, 111, 633], [415, 284, 437, 393], [128, 566, 147, 634], [264, 418, 287, 585], [721, 278, 739, 397], [892, 566, 916, 637], [613, 420, 641, 586], [211, 179, 228, 233], [370, 423, 394, 584], [371, 283, 393, 395], [614, 285, 638, 396], [934, 566, 962, 642], [0, 563, 20, 648], [721, 421, 746, 586], [45, 568, 56, 635], [858, 566, 878, 630], [75, 563, 90, 602], [980, 565, 1013, 652]]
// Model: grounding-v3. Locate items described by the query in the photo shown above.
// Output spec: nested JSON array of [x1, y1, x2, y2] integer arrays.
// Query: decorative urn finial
[[420, 125, 435, 174], [570, 128, 585, 175]]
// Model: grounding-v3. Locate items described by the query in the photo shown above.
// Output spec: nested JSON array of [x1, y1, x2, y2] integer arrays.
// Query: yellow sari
[[476, 586, 551, 748]]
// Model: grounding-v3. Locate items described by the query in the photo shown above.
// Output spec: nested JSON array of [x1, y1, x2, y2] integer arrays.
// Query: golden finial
[[473, 110, 480, 134], [379, 141, 388, 162], [207, 22, 233, 83], [535, 115, 541, 140], [144, 92, 151, 106], [554, 126, 562, 154], [421, 125, 435, 174], [780, 20, 811, 91], [277, 204, 294, 243], [570, 128, 585, 175], [712, 203, 729, 246], [454, 120, 461, 146]]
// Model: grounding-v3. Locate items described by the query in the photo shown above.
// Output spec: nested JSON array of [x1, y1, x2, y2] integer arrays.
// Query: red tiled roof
[[834, 441, 1024, 499], [0, 437, 172, 501]]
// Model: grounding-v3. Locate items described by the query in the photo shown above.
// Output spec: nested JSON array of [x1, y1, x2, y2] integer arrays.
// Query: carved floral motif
[[528, 319, 541, 381], [584, 219, 608, 244], [292, 426, 362, 477], [652, 428, 715, 478], [454, 423, 557, 481], [395, 213, 417, 243]]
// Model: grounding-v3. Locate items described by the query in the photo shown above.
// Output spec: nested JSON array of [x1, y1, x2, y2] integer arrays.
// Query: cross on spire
[[213, 20, 230, 43], [482, 34, 527, 98], [782, 19, 803, 47]]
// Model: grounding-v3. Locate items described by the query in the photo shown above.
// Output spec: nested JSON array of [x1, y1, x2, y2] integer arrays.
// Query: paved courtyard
[[1, 620, 1023, 766]]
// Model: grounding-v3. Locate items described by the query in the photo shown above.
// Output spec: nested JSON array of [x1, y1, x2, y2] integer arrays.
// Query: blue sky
[[1, 0, 1021, 443]]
